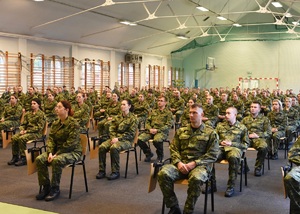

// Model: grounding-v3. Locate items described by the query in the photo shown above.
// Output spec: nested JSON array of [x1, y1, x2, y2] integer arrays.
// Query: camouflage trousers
[[98, 139, 131, 173], [158, 164, 209, 214], [0, 120, 19, 141], [97, 119, 112, 137], [36, 151, 81, 187], [270, 131, 285, 154], [286, 125, 297, 144], [138, 132, 168, 158], [284, 166, 300, 213], [250, 138, 268, 169], [215, 147, 242, 188], [11, 132, 40, 157]]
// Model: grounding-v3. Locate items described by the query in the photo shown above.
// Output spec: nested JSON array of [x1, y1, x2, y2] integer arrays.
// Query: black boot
[[14, 156, 27, 166], [36, 185, 51, 200], [45, 186, 60, 201], [144, 152, 154, 162], [7, 155, 19, 165]]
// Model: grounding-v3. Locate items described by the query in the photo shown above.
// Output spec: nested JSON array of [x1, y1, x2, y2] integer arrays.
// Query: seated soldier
[[7, 98, 46, 166], [138, 96, 173, 162]]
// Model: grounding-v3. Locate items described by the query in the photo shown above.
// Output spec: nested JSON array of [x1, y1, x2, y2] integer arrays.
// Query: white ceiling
[[1, 0, 300, 56]]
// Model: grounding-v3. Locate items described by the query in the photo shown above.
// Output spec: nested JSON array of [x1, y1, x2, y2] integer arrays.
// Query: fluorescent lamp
[[285, 13, 292, 18], [292, 22, 299, 25], [177, 35, 189, 40], [196, 6, 209, 12], [233, 23, 242, 27], [272, 2, 283, 7], [120, 20, 137, 26], [217, 16, 227, 21]]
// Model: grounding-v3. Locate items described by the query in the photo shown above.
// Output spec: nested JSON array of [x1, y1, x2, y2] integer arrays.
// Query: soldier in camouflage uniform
[[284, 137, 300, 213], [43, 93, 57, 125], [231, 93, 244, 121], [7, 98, 46, 166], [158, 104, 219, 214], [134, 93, 150, 129], [217, 93, 233, 124], [1, 86, 12, 103], [93, 92, 112, 119], [241, 101, 272, 176], [169, 90, 185, 124], [96, 99, 138, 180], [137, 96, 173, 162], [35, 101, 82, 201], [267, 99, 287, 160], [22, 86, 38, 112], [72, 93, 90, 132], [215, 107, 249, 197], [260, 90, 272, 116], [181, 99, 196, 127], [0, 95, 23, 145], [202, 95, 219, 128], [284, 97, 299, 144], [96, 93, 120, 138]]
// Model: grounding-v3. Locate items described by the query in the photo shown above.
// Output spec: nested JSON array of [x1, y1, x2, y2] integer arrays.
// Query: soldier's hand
[[177, 162, 189, 174]]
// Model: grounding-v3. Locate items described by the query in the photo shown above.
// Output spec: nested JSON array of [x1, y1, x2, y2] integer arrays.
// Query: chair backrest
[[133, 129, 139, 147], [280, 166, 288, 199], [80, 134, 88, 156], [42, 121, 48, 136]]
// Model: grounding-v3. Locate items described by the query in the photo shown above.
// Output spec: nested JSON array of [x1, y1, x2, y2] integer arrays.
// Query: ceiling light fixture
[[217, 16, 227, 21], [196, 6, 209, 12], [292, 22, 299, 26], [285, 13, 292, 18], [271, 1, 283, 8], [177, 35, 189, 40], [233, 23, 242, 27], [120, 20, 137, 26]]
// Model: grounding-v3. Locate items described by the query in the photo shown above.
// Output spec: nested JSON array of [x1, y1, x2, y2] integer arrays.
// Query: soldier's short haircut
[[251, 100, 261, 107], [159, 95, 168, 103], [190, 103, 203, 111]]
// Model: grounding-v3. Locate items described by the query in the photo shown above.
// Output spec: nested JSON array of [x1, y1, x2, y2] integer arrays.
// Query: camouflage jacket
[[72, 103, 90, 128], [145, 108, 173, 134], [47, 116, 82, 155], [134, 101, 150, 119], [109, 112, 138, 142], [288, 137, 300, 166], [241, 113, 272, 139], [267, 110, 287, 131], [20, 109, 45, 134], [284, 107, 299, 127], [1, 103, 23, 122], [170, 123, 219, 170], [216, 120, 250, 152]]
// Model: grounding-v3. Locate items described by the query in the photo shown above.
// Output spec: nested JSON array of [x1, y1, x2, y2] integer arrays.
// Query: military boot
[[14, 156, 27, 166], [7, 155, 19, 165], [36, 185, 51, 200]]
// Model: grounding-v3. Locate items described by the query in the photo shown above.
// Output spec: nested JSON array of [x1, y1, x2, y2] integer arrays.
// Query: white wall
[[0, 35, 170, 92], [183, 40, 300, 92]]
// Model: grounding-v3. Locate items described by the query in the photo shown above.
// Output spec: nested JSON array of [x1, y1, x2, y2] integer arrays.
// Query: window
[[0, 51, 21, 94], [118, 62, 141, 91]]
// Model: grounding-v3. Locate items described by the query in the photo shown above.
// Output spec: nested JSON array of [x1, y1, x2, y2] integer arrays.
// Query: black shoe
[[144, 152, 154, 162], [7, 156, 19, 165], [224, 187, 235, 197], [107, 172, 120, 180], [238, 166, 250, 174], [168, 204, 181, 214], [156, 156, 164, 163], [271, 153, 278, 160], [14, 157, 27, 166], [96, 171, 106, 179], [254, 167, 262, 177], [201, 184, 217, 194], [45, 187, 60, 201], [36, 185, 51, 200]]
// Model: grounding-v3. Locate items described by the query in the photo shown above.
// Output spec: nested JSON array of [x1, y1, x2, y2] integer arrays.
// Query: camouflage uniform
[[180, 107, 190, 127], [72, 103, 90, 132], [97, 101, 120, 137], [158, 123, 219, 214], [133, 101, 150, 129], [98, 112, 138, 173], [231, 100, 245, 121], [22, 94, 38, 112], [43, 99, 57, 125], [215, 121, 249, 188], [93, 97, 111, 118], [138, 108, 173, 160], [202, 103, 219, 128], [241, 113, 271, 169], [169, 97, 185, 123], [267, 110, 287, 155], [0, 103, 23, 142], [284, 138, 300, 213], [284, 107, 299, 143], [36, 116, 82, 188], [11, 109, 46, 158]]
